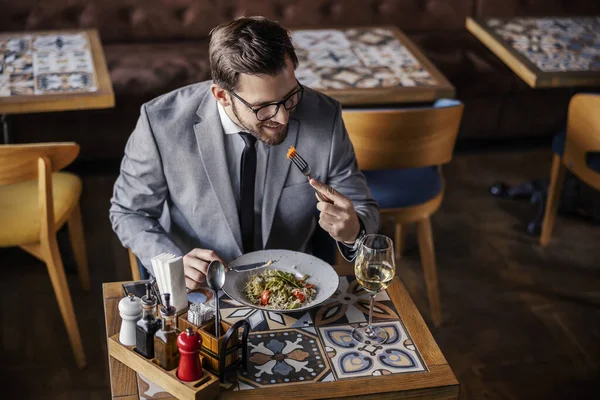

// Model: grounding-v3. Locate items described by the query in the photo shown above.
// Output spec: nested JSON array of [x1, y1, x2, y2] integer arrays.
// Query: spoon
[[206, 260, 226, 337]]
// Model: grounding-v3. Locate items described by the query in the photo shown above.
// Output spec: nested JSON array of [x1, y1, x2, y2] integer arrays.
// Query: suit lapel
[[193, 96, 243, 255], [262, 118, 299, 248]]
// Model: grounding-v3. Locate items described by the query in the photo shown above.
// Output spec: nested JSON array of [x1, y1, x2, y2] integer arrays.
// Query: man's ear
[[210, 84, 230, 107]]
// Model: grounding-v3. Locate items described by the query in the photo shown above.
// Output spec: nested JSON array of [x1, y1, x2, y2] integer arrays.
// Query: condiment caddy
[[110, 285, 250, 399], [110, 290, 220, 400]]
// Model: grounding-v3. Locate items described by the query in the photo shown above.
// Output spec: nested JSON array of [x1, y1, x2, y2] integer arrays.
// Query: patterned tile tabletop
[[485, 17, 600, 73], [0, 32, 98, 97], [292, 28, 437, 91], [136, 277, 426, 399]]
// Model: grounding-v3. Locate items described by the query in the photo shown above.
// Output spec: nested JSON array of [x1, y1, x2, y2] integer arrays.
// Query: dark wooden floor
[[2, 148, 599, 399]]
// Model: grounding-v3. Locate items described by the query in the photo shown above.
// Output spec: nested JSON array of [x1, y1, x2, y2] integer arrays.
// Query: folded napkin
[[150, 253, 188, 313]]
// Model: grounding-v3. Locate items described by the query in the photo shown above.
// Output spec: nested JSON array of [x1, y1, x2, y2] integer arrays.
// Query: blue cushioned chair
[[541, 93, 600, 246], [343, 99, 464, 326]]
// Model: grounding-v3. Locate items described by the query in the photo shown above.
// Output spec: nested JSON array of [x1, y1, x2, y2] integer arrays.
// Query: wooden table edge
[[87, 29, 115, 103], [465, 17, 538, 88], [329, 85, 456, 107], [220, 364, 458, 399]]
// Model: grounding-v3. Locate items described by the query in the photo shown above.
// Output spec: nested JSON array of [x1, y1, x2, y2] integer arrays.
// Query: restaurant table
[[466, 16, 600, 88], [291, 26, 455, 106], [0, 29, 114, 143], [104, 263, 459, 400]]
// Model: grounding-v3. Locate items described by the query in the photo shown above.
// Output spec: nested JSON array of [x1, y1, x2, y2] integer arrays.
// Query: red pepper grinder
[[177, 327, 203, 382]]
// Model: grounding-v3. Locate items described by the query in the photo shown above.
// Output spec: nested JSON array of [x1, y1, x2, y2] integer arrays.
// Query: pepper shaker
[[118, 293, 142, 346], [177, 327, 203, 381]]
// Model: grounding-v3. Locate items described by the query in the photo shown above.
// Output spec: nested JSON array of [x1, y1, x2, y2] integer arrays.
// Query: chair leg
[[416, 217, 442, 327], [43, 235, 86, 369], [128, 249, 142, 281], [68, 202, 90, 290], [394, 222, 404, 260], [540, 154, 566, 247]]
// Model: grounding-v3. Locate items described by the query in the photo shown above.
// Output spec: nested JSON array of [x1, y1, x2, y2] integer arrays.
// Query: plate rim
[[222, 249, 340, 313]]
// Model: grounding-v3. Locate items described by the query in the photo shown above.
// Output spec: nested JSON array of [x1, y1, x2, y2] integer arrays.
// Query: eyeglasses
[[229, 81, 304, 121]]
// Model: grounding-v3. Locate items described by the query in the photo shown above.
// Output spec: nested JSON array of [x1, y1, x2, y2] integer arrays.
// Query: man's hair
[[209, 16, 299, 91]]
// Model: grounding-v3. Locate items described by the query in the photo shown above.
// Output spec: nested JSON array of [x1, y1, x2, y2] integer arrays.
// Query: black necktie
[[239, 133, 257, 253]]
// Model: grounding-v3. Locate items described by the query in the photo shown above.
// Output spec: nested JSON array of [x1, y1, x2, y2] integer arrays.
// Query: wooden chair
[[541, 93, 600, 246], [128, 248, 142, 281], [0, 143, 89, 368], [343, 100, 464, 326]]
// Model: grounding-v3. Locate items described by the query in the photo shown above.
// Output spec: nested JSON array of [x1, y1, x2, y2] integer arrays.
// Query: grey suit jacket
[[110, 81, 379, 273]]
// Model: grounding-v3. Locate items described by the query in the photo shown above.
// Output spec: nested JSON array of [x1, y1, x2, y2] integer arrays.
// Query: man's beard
[[231, 102, 288, 146]]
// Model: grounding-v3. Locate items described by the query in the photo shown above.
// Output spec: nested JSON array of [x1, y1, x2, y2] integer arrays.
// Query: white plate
[[222, 249, 339, 313]]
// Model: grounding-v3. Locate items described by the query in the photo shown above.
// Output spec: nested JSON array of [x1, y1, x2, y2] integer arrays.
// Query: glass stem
[[366, 293, 375, 337]]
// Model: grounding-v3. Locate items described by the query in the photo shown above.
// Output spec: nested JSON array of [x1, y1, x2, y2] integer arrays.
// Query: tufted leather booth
[[2, 0, 600, 161]]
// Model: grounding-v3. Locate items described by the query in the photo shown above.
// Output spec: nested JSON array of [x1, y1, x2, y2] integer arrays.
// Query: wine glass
[[352, 234, 396, 344]]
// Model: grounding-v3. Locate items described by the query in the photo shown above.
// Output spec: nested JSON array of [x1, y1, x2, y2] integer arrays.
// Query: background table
[[466, 17, 600, 88], [292, 27, 455, 106], [0, 29, 114, 143], [104, 263, 459, 400]]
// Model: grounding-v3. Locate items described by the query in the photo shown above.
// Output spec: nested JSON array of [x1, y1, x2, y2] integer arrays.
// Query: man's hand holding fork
[[309, 178, 361, 244]]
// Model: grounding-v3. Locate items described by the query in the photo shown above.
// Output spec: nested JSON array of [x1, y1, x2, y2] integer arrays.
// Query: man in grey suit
[[110, 16, 379, 289]]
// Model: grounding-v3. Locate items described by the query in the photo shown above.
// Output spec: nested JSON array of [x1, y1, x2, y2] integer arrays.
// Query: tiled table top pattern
[[136, 277, 426, 399], [319, 321, 425, 380], [0, 32, 98, 97], [485, 17, 600, 73], [292, 28, 437, 90]]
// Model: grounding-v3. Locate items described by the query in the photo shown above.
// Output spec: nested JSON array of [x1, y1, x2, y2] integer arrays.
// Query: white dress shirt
[[217, 102, 267, 249]]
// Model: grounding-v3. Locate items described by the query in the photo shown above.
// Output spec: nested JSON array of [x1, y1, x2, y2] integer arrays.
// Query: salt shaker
[[177, 327, 203, 382], [119, 293, 142, 346]]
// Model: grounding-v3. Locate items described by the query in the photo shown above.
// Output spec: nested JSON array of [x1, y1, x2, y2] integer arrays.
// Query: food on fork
[[286, 145, 297, 159]]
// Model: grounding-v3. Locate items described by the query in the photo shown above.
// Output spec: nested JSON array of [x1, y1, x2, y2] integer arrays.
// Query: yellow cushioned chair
[[0, 143, 89, 368]]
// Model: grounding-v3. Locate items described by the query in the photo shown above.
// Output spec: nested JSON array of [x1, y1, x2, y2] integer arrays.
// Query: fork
[[287, 146, 333, 203]]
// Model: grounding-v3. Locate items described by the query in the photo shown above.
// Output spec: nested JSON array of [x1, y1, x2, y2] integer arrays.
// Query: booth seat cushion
[[105, 42, 211, 97], [363, 167, 443, 209], [0, 173, 82, 247]]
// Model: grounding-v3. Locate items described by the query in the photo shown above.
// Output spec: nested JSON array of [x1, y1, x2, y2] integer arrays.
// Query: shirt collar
[[217, 101, 245, 135]]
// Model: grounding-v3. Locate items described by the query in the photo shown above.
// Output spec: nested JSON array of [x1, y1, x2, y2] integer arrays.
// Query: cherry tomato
[[260, 290, 270, 306], [292, 289, 306, 302], [303, 283, 315, 289]]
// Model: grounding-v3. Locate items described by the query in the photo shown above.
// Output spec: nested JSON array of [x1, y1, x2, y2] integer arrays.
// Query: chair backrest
[[564, 93, 600, 191], [0, 143, 80, 185], [342, 100, 464, 170]]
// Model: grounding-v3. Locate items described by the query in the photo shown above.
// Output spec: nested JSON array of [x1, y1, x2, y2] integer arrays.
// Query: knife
[[229, 261, 269, 272]]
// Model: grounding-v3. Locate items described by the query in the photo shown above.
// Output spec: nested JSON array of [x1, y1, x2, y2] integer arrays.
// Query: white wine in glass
[[352, 234, 396, 344], [355, 260, 395, 293]]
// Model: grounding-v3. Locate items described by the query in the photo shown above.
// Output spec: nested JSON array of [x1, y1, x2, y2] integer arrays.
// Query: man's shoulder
[[143, 80, 212, 115]]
